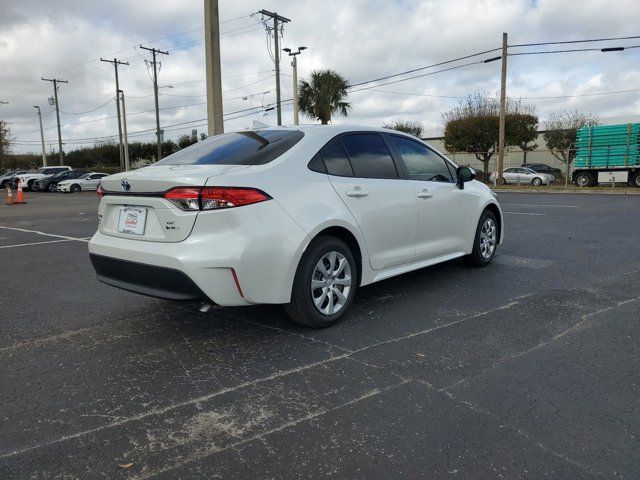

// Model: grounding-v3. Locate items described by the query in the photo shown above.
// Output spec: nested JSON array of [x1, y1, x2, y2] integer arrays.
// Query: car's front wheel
[[532, 177, 542, 186], [70, 184, 81, 193], [285, 236, 358, 328], [48, 183, 57, 192], [465, 210, 498, 267]]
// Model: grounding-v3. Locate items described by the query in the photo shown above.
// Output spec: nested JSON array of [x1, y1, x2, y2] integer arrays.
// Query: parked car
[[10, 166, 72, 190], [523, 163, 562, 176], [0, 170, 28, 189], [57, 172, 108, 192], [489, 167, 554, 186], [89, 125, 503, 328], [36, 170, 88, 192]]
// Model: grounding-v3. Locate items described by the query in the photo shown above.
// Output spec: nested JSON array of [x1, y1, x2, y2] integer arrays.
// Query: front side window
[[341, 134, 398, 179], [389, 135, 453, 182], [155, 130, 304, 166]]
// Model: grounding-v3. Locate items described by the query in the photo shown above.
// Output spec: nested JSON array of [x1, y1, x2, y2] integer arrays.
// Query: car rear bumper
[[90, 253, 208, 301]]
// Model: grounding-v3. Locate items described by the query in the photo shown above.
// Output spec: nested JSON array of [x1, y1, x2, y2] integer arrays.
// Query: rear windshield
[[155, 130, 304, 166]]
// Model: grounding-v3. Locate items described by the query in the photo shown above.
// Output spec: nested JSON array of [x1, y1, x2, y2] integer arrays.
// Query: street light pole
[[497, 32, 508, 185], [283, 46, 307, 125], [118, 90, 130, 171], [33, 106, 47, 166]]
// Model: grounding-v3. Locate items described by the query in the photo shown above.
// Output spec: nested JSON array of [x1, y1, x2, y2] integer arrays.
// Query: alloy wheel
[[480, 218, 497, 259], [311, 251, 352, 316]]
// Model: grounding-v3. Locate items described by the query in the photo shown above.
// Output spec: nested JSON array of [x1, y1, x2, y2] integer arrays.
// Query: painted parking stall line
[[503, 212, 547, 216], [0, 226, 90, 243], [500, 203, 580, 208]]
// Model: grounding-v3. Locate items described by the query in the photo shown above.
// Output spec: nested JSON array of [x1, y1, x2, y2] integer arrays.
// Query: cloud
[[1, 0, 639, 154]]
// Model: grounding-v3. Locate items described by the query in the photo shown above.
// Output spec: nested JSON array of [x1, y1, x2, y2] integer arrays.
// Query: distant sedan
[[489, 167, 554, 186], [523, 163, 562, 176], [57, 172, 109, 192]]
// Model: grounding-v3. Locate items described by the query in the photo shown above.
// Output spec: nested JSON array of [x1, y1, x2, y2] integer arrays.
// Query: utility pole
[[204, 0, 224, 135], [497, 32, 508, 184], [41, 77, 68, 165], [260, 9, 290, 126], [283, 46, 307, 125], [100, 57, 129, 170], [118, 90, 130, 171], [33, 106, 47, 166], [140, 45, 169, 161]]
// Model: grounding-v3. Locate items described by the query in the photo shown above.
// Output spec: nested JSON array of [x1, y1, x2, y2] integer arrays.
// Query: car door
[[387, 134, 475, 260], [324, 133, 417, 270], [503, 168, 518, 183], [84, 174, 103, 190]]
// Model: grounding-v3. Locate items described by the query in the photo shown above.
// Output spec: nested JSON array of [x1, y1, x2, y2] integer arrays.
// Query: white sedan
[[57, 172, 109, 192], [489, 167, 554, 186], [89, 125, 503, 328]]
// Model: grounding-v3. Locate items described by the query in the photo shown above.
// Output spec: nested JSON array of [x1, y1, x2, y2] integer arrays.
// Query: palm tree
[[298, 70, 350, 124]]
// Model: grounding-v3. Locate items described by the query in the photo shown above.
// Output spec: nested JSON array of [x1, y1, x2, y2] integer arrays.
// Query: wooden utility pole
[[260, 9, 290, 126], [41, 77, 68, 165], [140, 45, 169, 160], [33, 106, 47, 166], [204, 0, 224, 135], [100, 58, 129, 170], [497, 32, 508, 183]]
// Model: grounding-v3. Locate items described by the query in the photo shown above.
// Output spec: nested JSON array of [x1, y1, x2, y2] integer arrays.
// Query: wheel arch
[[312, 225, 363, 286], [483, 202, 503, 244]]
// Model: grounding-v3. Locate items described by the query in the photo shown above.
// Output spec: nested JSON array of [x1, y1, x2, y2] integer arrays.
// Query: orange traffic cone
[[6, 187, 14, 205], [15, 179, 27, 204]]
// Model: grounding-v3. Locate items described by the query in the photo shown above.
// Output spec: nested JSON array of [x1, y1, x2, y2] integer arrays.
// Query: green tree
[[443, 92, 538, 178], [177, 134, 197, 150], [0, 120, 12, 170], [298, 70, 350, 124], [383, 119, 424, 138], [543, 110, 599, 167]]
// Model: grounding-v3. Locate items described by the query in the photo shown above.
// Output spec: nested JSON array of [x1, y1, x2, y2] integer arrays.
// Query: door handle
[[417, 190, 433, 199], [346, 187, 369, 197]]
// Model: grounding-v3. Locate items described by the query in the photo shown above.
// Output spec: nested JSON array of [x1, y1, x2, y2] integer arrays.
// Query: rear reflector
[[163, 187, 271, 211], [97, 185, 105, 198]]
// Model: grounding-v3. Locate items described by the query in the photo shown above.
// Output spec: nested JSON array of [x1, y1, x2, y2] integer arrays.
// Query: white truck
[[11, 166, 72, 191]]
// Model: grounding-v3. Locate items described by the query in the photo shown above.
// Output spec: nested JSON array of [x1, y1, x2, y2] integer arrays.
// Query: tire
[[70, 184, 81, 193], [532, 177, 542, 186], [285, 236, 358, 328], [465, 210, 498, 267], [633, 173, 640, 188], [501, 178, 508, 185], [575, 172, 594, 187], [27, 180, 35, 191], [48, 183, 57, 192]]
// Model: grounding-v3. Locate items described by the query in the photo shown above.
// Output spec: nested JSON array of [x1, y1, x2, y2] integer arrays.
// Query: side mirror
[[456, 166, 476, 189]]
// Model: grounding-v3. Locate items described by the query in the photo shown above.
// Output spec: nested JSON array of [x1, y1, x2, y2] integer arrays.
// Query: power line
[[510, 34, 640, 48], [348, 47, 501, 88], [510, 45, 640, 56], [59, 96, 116, 115]]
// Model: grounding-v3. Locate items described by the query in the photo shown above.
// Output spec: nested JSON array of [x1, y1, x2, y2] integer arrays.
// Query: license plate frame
[[117, 206, 147, 235]]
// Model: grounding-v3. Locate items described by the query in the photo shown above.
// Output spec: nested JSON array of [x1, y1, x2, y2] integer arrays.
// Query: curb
[[491, 188, 640, 195]]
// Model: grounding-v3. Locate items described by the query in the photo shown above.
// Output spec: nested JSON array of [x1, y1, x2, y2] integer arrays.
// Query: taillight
[[163, 187, 271, 211], [97, 185, 105, 198], [164, 187, 201, 211]]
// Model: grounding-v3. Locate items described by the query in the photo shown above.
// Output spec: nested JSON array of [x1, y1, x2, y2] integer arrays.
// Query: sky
[[1, 0, 640, 155]]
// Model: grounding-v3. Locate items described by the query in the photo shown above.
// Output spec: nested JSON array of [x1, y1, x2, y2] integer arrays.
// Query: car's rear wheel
[[27, 180, 36, 191], [285, 236, 357, 328], [465, 210, 498, 267], [70, 184, 81, 193]]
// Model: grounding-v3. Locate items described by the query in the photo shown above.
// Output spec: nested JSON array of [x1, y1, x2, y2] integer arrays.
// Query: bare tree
[[383, 119, 424, 138], [0, 120, 13, 170]]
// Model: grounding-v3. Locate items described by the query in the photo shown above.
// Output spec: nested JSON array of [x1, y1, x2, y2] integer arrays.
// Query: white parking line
[[0, 239, 76, 249], [501, 203, 579, 208], [503, 212, 547, 216], [0, 226, 90, 242]]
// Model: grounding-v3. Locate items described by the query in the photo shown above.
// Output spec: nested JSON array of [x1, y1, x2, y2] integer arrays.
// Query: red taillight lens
[[162, 187, 270, 211], [163, 187, 202, 211], [200, 187, 270, 210], [97, 185, 105, 198]]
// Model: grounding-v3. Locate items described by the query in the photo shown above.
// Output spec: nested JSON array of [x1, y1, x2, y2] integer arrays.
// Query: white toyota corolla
[[89, 125, 503, 327]]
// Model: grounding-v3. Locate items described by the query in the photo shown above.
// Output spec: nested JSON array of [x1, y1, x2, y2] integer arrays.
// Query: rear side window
[[341, 134, 398, 179], [389, 135, 453, 182], [322, 139, 354, 177], [155, 130, 304, 166]]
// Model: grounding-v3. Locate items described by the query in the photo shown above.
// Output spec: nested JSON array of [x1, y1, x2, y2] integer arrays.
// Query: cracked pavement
[[1, 192, 639, 479]]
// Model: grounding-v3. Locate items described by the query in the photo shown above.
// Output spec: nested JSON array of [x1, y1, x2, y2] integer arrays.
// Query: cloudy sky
[[1, 0, 640, 154]]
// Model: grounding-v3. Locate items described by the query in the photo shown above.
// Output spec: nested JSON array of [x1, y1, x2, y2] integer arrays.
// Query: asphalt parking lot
[[1, 191, 639, 479]]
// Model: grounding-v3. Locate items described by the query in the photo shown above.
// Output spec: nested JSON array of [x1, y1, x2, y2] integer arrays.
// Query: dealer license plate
[[117, 206, 147, 235]]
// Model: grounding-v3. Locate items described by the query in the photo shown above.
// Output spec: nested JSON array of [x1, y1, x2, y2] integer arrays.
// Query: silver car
[[490, 167, 554, 186]]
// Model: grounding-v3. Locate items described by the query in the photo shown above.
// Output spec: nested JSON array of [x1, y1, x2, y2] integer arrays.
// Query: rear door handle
[[417, 190, 433, 199], [346, 187, 369, 197]]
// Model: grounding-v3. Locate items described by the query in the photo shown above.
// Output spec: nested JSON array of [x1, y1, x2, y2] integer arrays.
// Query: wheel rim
[[635, 175, 640, 187], [533, 178, 541, 186], [480, 218, 497, 259], [577, 175, 589, 187], [311, 251, 352, 316]]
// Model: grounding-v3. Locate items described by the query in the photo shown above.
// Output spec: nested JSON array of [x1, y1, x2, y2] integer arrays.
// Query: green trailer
[[572, 123, 640, 187]]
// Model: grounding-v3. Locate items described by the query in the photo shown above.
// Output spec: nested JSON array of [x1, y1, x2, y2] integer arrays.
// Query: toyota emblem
[[121, 179, 131, 192]]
